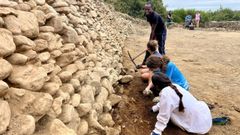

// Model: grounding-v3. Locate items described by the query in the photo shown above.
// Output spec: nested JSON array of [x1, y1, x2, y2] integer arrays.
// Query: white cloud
[[163, 0, 240, 10]]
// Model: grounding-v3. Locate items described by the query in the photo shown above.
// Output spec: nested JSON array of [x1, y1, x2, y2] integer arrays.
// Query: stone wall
[[0, 0, 132, 134], [205, 21, 240, 31]]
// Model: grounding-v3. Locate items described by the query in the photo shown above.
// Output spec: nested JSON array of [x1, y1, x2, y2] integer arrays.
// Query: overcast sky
[[162, 0, 240, 11]]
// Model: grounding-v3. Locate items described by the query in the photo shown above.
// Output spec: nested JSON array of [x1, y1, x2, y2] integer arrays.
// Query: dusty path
[[116, 21, 240, 135]]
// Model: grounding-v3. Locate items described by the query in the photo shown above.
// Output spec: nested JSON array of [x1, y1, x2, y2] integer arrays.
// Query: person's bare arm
[[150, 23, 157, 40]]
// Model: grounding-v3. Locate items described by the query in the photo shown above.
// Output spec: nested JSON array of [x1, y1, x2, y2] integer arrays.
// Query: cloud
[[163, 0, 240, 10]]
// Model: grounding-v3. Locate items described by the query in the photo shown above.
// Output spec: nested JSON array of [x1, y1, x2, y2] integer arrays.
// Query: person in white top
[[150, 73, 212, 135]]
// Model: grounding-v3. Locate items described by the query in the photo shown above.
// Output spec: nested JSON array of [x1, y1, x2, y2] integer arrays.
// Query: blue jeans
[[156, 31, 167, 55]]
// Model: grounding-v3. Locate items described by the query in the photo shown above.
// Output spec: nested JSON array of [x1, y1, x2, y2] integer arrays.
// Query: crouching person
[[150, 73, 212, 135]]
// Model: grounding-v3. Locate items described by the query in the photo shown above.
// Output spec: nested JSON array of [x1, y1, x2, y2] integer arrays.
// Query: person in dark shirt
[[144, 3, 167, 56]]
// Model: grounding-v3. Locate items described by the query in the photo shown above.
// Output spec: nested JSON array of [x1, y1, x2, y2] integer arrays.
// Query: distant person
[[166, 11, 173, 26], [195, 12, 201, 28], [143, 55, 189, 96], [144, 2, 167, 57], [150, 73, 212, 135]]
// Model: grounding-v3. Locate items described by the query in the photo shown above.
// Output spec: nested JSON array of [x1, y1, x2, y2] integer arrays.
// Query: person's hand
[[143, 88, 153, 96]]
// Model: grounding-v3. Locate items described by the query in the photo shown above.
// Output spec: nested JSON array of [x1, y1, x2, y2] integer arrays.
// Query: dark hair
[[146, 55, 161, 69], [152, 73, 184, 112], [146, 55, 170, 73]]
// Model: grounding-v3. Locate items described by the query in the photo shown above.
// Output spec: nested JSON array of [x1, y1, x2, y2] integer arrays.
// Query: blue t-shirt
[[165, 61, 189, 90], [153, 61, 189, 90]]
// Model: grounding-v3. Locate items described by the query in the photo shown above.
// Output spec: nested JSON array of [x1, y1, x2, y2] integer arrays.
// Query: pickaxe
[[127, 50, 146, 69]]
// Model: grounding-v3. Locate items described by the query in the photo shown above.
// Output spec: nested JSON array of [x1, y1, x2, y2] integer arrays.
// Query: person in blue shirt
[[143, 55, 189, 96]]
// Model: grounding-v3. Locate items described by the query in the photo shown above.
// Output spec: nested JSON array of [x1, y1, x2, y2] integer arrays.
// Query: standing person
[[144, 2, 167, 56], [150, 73, 212, 135], [166, 11, 173, 26], [195, 12, 201, 28]]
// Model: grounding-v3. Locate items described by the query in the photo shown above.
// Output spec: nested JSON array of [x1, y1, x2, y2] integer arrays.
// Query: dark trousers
[[156, 32, 167, 55]]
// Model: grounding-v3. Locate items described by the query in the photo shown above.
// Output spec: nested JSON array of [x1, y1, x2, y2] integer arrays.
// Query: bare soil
[[114, 22, 240, 135]]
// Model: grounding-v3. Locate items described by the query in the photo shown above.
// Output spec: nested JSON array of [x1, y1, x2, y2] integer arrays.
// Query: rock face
[[0, 28, 16, 57], [0, 0, 132, 134]]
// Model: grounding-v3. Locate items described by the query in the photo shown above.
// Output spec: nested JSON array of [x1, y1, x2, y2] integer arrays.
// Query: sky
[[162, 0, 240, 11]]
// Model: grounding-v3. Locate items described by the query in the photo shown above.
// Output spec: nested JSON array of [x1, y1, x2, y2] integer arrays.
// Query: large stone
[[58, 104, 75, 123], [61, 43, 76, 53], [0, 58, 12, 80], [63, 64, 79, 74], [14, 3, 31, 11], [109, 94, 122, 106], [0, 0, 11, 6], [60, 83, 74, 95], [35, 0, 45, 5], [34, 39, 48, 52], [76, 103, 92, 117], [99, 113, 115, 127], [22, 50, 38, 60], [58, 71, 72, 83], [79, 85, 95, 103], [42, 82, 60, 95], [52, 1, 68, 8], [0, 100, 11, 134], [38, 52, 50, 62], [119, 75, 133, 84], [0, 28, 16, 57], [70, 94, 81, 107], [7, 53, 28, 65], [6, 114, 35, 135], [47, 16, 64, 33], [70, 79, 80, 90], [7, 88, 53, 121], [8, 65, 47, 91], [39, 26, 55, 32], [38, 33, 63, 51], [46, 119, 77, 135], [77, 119, 88, 135], [0, 80, 8, 97], [95, 87, 109, 104], [101, 78, 115, 94], [56, 51, 78, 67], [31, 9, 46, 25], [0, 7, 17, 16], [13, 35, 35, 47], [17, 10, 39, 38], [3, 15, 21, 34], [62, 26, 79, 44], [88, 110, 104, 131], [48, 97, 63, 118]]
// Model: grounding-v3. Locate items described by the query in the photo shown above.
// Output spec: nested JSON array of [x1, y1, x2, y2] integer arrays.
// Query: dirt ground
[[114, 22, 240, 135]]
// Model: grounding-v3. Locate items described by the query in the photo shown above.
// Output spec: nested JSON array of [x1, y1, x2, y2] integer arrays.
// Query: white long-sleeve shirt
[[152, 84, 212, 135]]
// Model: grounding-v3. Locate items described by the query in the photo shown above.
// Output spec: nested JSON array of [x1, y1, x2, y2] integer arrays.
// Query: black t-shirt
[[146, 12, 166, 34]]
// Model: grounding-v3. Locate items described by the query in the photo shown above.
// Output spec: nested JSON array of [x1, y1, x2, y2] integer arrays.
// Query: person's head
[[144, 3, 153, 15], [152, 72, 171, 90], [146, 55, 170, 73], [147, 40, 158, 53], [146, 55, 161, 70], [152, 73, 185, 112]]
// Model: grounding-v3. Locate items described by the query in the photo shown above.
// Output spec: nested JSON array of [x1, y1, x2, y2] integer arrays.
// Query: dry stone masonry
[[0, 0, 133, 134]]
